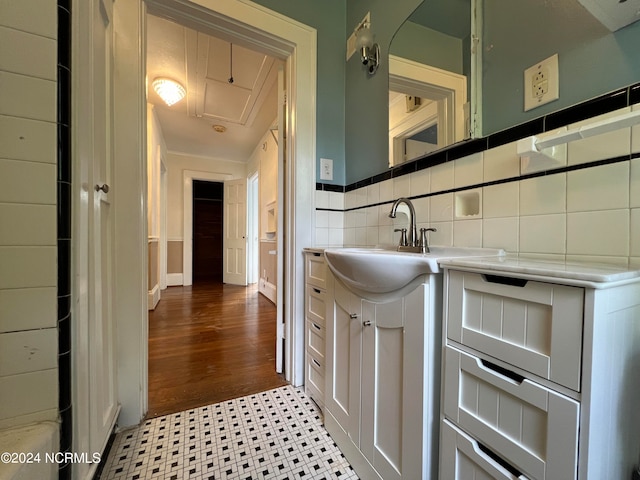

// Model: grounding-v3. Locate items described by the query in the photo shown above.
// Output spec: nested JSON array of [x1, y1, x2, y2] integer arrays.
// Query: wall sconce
[[355, 25, 380, 75], [152, 77, 186, 106]]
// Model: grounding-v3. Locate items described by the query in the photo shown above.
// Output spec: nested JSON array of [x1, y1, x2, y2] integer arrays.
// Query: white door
[[247, 173, 259, 285], [89, 0, 118, 456], [74, 0, 119, 473], [223, 178, 247, 285]]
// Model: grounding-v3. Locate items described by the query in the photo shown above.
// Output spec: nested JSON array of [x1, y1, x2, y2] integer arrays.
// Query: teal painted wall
[[482, 1, 640, 135], [250, 0, 424, 185], [345, 0, 422, 184], [251, 1, 640, 187], [251, 0, 347, 185], [389, 22, 463, 75]]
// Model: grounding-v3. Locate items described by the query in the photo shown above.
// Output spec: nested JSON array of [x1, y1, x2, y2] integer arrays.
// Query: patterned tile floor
[[99, 386, 359, 480]]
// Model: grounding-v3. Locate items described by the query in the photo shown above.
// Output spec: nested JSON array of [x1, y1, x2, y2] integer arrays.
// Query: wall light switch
[[320, 158, 333, 180], [524, 54, 559, 111]]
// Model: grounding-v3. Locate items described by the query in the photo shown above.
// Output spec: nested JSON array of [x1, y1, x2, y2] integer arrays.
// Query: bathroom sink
[[324, 246, 503, 296]]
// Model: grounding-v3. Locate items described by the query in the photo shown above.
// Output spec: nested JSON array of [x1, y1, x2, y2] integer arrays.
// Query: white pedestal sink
[[324, 246, 503, 301]]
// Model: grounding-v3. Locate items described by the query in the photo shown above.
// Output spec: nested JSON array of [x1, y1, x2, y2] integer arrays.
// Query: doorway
[[108, 0, 316, 428], [144, 9, 283, 416], [192, 180, 224, 283]]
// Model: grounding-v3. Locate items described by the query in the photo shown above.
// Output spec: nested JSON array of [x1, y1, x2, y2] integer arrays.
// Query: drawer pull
[[312, 322, 322, 330], [312, 358, 321, 368], [349, 313, 358, 319], [313, 252, 321, 257], [481, 359, 525, 384], [482, 274, 528, 287], [313, 288, 321, 294], [477, 442, 524, 478]]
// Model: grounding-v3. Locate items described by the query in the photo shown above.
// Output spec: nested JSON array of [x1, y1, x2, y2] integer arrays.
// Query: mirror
[[389, 0, 640, 169], [388, 0, 477, 167], [480, 0, 640, 136]]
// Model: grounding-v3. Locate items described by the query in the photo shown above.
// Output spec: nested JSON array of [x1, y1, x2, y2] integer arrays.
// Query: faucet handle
[[394, 228, 408, 247], [419, 227, 437, 253]]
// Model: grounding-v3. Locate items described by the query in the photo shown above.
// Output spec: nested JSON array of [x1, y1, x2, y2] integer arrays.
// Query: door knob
[[95, 184, 110, 193]]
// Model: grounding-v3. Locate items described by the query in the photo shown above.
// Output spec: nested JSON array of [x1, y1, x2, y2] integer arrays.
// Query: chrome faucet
[[389, 197, 437, 253], [389, 198, 418, 249]]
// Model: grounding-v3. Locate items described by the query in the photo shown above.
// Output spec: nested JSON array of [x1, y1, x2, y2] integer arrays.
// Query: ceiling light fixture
[[212, 124, 227, 133], [152, 77, 186, 106]]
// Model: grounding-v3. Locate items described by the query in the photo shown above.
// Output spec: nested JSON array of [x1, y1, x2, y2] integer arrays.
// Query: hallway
[[148, 283, 287, 418]]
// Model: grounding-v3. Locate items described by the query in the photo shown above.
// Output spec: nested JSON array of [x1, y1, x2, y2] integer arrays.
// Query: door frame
[[109, 0, 316, 427]]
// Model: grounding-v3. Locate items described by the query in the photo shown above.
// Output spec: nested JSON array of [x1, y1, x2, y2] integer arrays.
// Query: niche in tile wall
[[455, 189, 482, 218]]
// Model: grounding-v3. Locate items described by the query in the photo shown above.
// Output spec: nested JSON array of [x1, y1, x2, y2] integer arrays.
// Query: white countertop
[[439, 255, 640, 288]]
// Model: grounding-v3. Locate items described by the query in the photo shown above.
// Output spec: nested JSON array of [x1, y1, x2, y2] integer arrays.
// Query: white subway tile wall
[[454, 152, 483, 188], [316, 107, 640, 267], [0, 1, 58, 429], [519, 214, 567, 254], [519, 174, 567, 216], [566, 162, 629, 212], [631, 158, 640, 208], [483, 141, 520, 182], [483, 183, 519, 218], [567, 108, 631, 166], [632, 209, 640, 257]]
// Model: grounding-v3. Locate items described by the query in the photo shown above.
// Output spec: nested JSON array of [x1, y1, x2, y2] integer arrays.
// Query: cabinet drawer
[[440, 420, 532, 480], [305, 352, 325, 407], [306, 285, 327, 326], [306, 319, 325, 361], [446, 270, 583, 391], [443, 346, 579, 480], [305, 253, 327, 290]]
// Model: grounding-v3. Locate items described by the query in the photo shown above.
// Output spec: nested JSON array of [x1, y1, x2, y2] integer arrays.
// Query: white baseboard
[[167, 273, 183, 286], [148, 284, 160, 310], [259, 279, 277, 304]]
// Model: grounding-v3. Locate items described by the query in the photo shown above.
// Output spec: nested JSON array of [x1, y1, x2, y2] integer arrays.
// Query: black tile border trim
[[317, 82, 640, 194], [58, 1, 72, 477], [316, 153, 636, 213]]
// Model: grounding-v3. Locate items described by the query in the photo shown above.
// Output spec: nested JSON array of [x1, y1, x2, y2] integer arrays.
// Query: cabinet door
[[325, 280, 362, 446], [443, 346, 579, 480], [361, 284, 433, 480], [440, 420, 532, 480], [306, 252, 328, 289], [447, 270, 583, 391]]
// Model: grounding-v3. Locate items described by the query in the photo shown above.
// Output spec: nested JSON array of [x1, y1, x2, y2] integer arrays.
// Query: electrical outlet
[[524, 54, 559, 111], [320, 158, 333, 181]]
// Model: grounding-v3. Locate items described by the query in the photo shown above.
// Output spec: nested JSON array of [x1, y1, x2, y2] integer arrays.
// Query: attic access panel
[[186, 32, 276, 125]]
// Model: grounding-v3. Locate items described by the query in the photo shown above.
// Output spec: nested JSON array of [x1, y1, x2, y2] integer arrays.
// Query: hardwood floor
[[147, 282, 287, 418]]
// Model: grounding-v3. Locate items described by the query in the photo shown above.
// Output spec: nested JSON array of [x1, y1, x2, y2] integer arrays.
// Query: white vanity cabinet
[[325, 274, 442, 480], [440, 265, 640, 480], [304, 250, 330, 411]]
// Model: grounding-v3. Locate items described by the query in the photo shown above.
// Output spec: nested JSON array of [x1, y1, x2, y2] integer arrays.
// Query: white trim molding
[[148, 284, 161, 310], [166, 273, 184, 286]]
